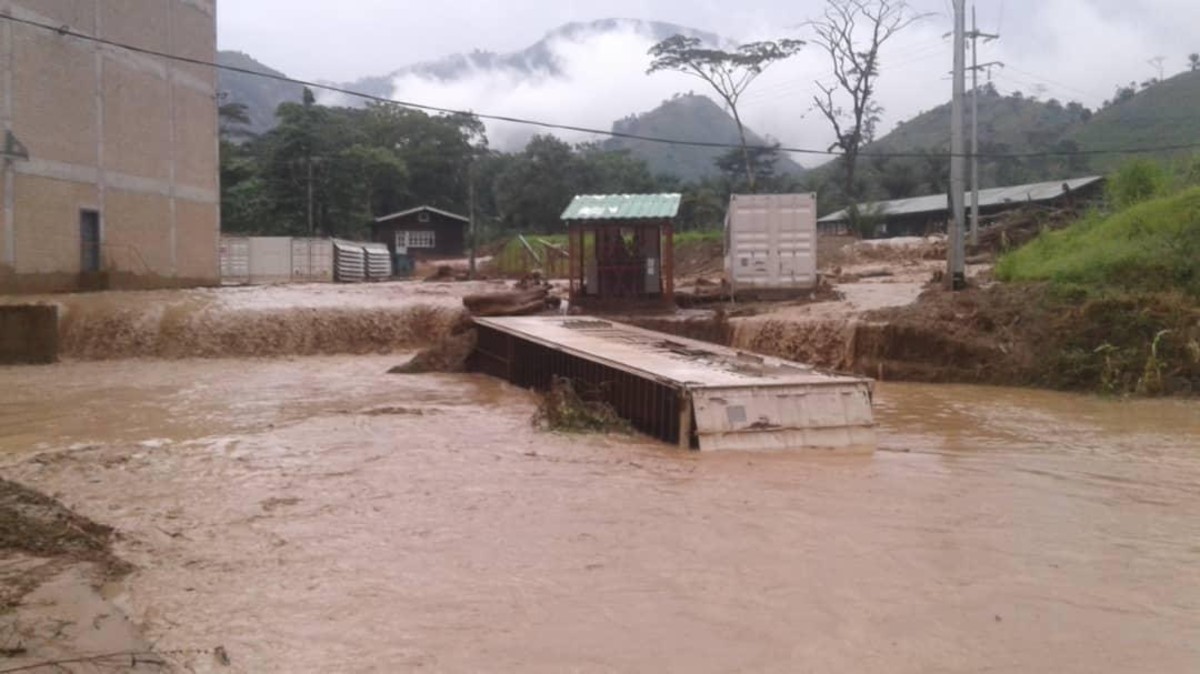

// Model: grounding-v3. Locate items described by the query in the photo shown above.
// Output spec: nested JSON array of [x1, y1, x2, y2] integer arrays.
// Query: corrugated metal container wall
[[333, 240, 366, 282], [726, 194, 818, 294], [291, 238, 334, 282], [219, 237, 250, 285]]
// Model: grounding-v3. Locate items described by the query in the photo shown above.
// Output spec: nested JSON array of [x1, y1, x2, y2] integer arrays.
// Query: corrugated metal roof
[[818, 176, 1105, 223], [561, 193, 682, 221]]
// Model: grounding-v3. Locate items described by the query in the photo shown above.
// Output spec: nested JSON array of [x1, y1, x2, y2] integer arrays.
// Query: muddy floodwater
[[2, 357, 1199, 672]]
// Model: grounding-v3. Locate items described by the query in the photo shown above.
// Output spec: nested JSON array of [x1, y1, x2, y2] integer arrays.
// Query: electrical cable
[[4, 13, 1199, 160]]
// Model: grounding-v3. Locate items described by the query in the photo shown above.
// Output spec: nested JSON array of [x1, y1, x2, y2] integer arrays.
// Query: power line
[[3, 13, 1199, 161], [1004, 65, 1103, 99]]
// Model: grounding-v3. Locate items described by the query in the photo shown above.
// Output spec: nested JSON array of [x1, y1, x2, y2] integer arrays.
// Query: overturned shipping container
[[470, 316, 876, 452]]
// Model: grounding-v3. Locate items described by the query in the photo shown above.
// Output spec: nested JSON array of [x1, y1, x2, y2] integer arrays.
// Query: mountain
[[342, 19, 723, 98], [1067, 69, 1200, 172], [816, 70, 1200, 201], [605, 94, 806, 181], [218, 51, 304, 135], [868, 84, 1090, 157]]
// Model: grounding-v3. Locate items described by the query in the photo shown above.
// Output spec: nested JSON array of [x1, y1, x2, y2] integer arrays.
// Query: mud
[[0, 281, 504, 361], [388, 325, 477, 375], [0, 357, 1197, 672], [0, 479, 130, 611]]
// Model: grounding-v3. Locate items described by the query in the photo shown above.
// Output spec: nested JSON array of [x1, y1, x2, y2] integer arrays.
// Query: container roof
[[375, 205, 469, 224], [818, 176, 1105, 223], [561, 194, 682, 221]]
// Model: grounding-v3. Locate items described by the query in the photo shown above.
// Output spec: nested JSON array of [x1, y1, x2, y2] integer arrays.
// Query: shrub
[[1107, 159, 1169, 209]]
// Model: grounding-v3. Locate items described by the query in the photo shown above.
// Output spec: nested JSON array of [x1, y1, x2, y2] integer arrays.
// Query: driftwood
[[463, 287, 550, 317]]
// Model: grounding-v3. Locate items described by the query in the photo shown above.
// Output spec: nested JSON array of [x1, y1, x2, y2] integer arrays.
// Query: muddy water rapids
[[1, 286, 1199, 672]]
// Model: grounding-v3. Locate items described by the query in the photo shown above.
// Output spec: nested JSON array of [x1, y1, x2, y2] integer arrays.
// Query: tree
[[218, 101, 251, 132], [1189, 53, 1199, 71], [647, 34, 803, 192], [808, 0, 924, 206], [715, 144, 781, 192]]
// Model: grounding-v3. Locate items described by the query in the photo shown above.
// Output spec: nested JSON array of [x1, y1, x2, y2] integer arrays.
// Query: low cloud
[[341, 1, 1200, 166]]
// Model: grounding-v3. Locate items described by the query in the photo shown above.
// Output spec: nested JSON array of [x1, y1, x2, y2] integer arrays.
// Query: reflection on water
[[1, 358, 1198, 673]]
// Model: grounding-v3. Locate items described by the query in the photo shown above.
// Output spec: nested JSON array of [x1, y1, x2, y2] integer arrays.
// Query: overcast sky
[[218, 0, 1200, 160]]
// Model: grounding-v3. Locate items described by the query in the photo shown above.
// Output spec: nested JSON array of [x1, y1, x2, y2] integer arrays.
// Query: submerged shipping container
[[725, 193, 818, 298]]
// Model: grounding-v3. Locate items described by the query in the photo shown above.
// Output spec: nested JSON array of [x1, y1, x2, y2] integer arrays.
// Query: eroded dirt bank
[[2, 357, 1199, 672], [1, 282, 502, 361]]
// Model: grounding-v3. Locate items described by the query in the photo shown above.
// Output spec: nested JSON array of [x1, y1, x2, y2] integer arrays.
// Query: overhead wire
[[4, 12, 1199, 160]]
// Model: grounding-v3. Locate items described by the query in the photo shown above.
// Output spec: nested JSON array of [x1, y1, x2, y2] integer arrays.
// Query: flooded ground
[[2, 356, 1198, 672]]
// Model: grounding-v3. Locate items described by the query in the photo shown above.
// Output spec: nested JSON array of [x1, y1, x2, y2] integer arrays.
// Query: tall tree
[[715, 144, 782, 193], [808, 0, 923, 207], [1190, 53, 1200, 72], [647, 35, 803, 192]]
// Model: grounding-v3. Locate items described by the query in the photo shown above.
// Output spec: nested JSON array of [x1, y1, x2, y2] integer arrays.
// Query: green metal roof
[[561, 194, 682, 221]]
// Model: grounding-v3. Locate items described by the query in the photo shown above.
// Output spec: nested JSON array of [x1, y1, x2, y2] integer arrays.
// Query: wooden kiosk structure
[[562, 194, 680, 308]]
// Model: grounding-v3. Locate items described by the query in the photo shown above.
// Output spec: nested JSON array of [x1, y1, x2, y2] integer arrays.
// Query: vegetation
[[807, 0, 923, 204], [993, 158, 1200, 396], [997, 170, 1200, 298], [217, 51, 305, 135], [605, 93, 804, 182], [533, 377, 631, 434], [646, 34, 804, 191], [489, 229, 723, 278], [220, 92, 796, 242], [1068, 69, 1200, 174]]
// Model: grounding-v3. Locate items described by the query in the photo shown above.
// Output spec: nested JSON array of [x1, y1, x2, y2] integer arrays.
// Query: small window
[[418, 211, 431, 223], [397, 231, 436, 249]]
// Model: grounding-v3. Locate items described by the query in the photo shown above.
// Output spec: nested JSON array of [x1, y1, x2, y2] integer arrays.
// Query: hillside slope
[[218, 51, 304, 135], [604, 94, 805, 181], [1069, 69, 1200, 172], [872, 85, 1089, 155]]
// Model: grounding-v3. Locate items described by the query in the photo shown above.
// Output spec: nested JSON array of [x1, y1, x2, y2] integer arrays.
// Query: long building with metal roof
[[818, 176, 1105, 237]]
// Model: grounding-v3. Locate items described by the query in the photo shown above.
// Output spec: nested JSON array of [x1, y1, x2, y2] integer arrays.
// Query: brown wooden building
[[372, 206, 468, 259]]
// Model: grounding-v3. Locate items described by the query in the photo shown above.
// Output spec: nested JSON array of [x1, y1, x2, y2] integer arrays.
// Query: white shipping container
[[725, 193, 818, 295], [291, 238, 334, 282], [219, 237, 250, 285], [247, 237, 294, 284]]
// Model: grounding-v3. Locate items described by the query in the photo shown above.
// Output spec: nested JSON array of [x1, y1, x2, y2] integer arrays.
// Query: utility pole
[[468, 159, 477, 280], [949, 0, 966, 290], [966, 6, 1000, 247], [306, 155, 315, 237]]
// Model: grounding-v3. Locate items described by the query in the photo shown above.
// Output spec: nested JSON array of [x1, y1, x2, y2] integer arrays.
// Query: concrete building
[[0, 0, 219, 293]]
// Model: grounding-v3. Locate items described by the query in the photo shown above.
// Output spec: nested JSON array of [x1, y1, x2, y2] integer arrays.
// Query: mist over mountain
[[218, 16, 1200, 185]]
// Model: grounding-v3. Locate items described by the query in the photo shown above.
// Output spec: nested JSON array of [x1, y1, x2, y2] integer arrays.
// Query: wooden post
[[662, 219, 675, 306], [568, 224, 580, 302]]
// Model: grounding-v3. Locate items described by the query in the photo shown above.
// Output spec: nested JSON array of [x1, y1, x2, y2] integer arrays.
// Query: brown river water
[[1, 356, 1199, 673]]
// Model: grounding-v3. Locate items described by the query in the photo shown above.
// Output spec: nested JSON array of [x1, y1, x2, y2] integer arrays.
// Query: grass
[[995, 165, 1200, 395], [996, 186, 1200, 298]]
